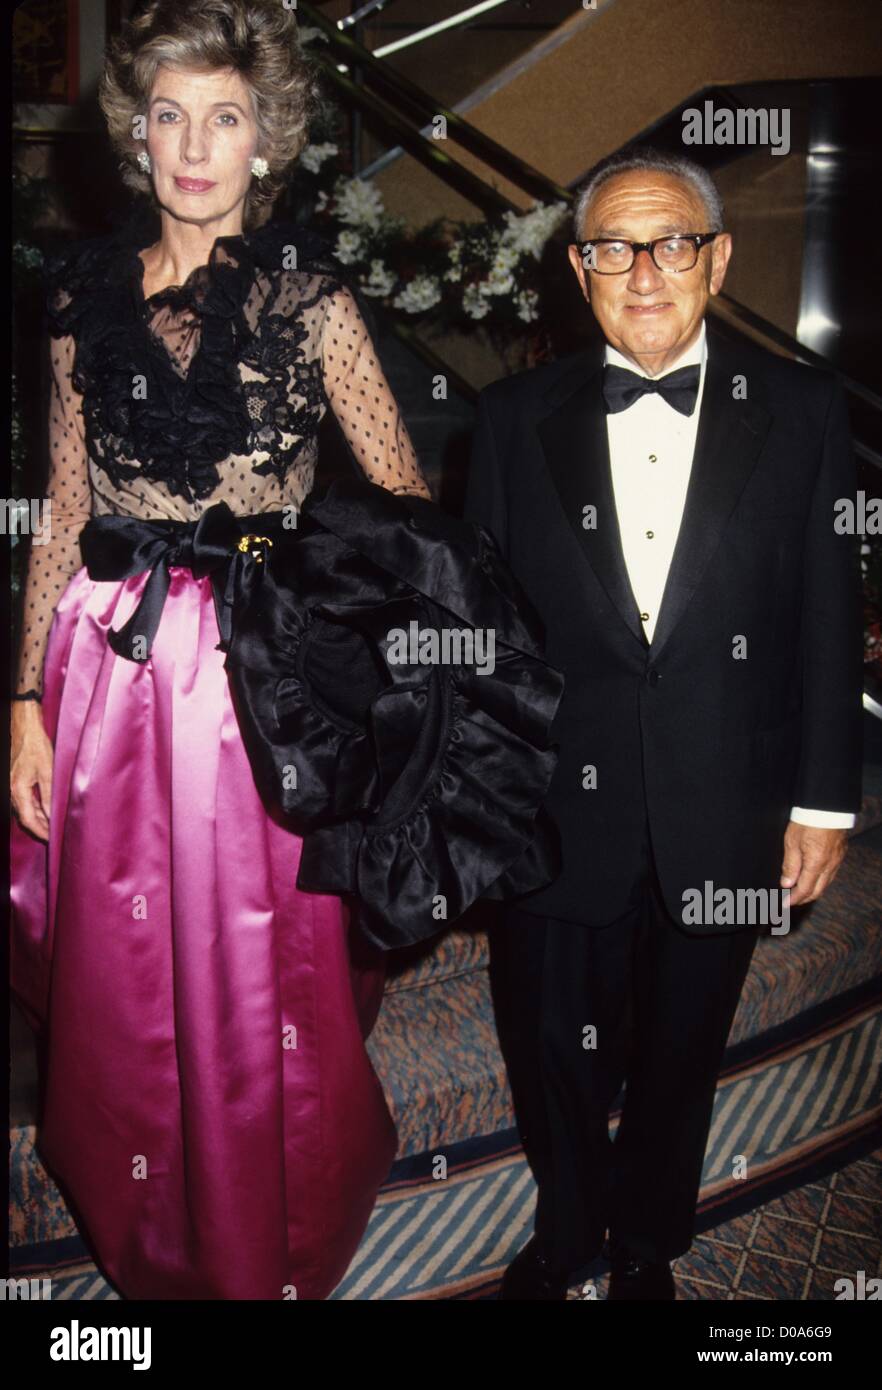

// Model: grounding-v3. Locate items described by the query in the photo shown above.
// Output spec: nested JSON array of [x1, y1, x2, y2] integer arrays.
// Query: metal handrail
[[306, 60, 518, 215], [299, 2, 570, 205], [368, 0, 517, 62], [338, 0, 400, 28], [713, 293, 882, 414]]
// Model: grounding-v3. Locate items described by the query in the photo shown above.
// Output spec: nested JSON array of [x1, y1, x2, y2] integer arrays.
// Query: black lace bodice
[[16, 215, 429, 695]]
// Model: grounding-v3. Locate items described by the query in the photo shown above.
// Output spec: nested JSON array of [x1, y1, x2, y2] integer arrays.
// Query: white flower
[[463, 284, 491, 319], [314, 190, 329, 213], [299, 142, 339, 174], [334, 230, 363, 264], [498, 200, 569, 259], [392, 274, 442, 313], [444, 243, 464, 281], [360, 258, 397, 297], [516, 288, 539, 322], [492, 244, 520, 273], [481, 265, 515, 296], [334, 176, 385, 229]]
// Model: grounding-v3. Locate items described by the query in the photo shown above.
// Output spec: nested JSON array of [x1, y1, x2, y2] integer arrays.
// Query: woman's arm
[[11, 328, 91, 840], [15, 329, 92, 696], [320, 283, 432, 500]]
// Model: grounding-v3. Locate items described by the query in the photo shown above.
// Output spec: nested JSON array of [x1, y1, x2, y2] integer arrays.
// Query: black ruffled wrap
[[222, 478, 565, 950]]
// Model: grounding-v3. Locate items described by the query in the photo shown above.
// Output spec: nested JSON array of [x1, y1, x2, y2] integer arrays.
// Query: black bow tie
[[602, 362, 700, 416]]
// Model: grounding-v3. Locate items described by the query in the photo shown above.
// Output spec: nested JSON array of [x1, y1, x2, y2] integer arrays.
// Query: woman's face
[[144, 65, 261, 227]]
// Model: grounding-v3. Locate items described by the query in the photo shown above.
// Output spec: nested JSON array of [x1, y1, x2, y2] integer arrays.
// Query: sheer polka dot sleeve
[[15, 330, 91, 697], [320, 284, 432, 499]]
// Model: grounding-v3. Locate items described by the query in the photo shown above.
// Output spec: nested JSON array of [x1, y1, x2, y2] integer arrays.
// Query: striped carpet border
[[329, 1000, 882, 1298], [9, 995, 880, 1299]]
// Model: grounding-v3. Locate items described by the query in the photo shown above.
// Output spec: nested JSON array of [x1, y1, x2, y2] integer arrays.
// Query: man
[[464, 147, 863, 1300]]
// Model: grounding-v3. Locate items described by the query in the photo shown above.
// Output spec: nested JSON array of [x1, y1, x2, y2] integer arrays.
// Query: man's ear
[[567, 243, 591, 303], [709, 233, 733, 296]]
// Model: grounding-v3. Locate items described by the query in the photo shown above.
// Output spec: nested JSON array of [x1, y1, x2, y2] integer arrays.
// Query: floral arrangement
[[294, 23, 569, 356], [294, 137, 569, 358]]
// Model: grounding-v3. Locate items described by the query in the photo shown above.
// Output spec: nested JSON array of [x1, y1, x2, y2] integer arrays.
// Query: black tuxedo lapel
[[536, 351, 647, 650], [649, 326, 772, 659], [535, 325, 772, 659]]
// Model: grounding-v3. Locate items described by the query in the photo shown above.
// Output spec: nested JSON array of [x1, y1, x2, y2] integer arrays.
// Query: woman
[[10, 0, 432, 1300]]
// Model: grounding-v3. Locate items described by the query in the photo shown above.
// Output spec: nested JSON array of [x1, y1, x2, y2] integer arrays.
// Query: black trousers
[[489, 822, 760, 1273]]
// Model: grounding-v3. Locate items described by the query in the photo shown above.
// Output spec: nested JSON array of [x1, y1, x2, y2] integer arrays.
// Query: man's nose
[[627, 248, 664, 292]]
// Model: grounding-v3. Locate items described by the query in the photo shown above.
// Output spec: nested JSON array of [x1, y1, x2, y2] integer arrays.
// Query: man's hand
[[780, 822, 849, 907]]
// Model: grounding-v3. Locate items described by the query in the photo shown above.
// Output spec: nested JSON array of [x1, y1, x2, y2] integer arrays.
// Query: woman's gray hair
[[572, 146, 724, 241], [99, 0, 321, 228]]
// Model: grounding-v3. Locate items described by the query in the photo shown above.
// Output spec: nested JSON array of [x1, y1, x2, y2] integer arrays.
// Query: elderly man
[[464, 146, 863, 1300]]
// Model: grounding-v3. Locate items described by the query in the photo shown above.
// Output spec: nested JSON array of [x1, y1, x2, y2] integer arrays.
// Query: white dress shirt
[[604, 321, 855, 831]]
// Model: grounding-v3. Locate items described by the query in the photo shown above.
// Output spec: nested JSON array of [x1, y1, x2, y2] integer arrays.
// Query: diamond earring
[[137, 150, 151, 173], [251, 157, 269, 180]]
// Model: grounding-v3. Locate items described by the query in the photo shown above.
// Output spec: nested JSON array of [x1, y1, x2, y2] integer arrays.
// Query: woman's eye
[[155, 110, 237, 125]]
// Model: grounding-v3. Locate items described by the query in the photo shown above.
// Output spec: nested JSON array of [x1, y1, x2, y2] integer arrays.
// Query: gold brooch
[[237, 534, 274, 562]]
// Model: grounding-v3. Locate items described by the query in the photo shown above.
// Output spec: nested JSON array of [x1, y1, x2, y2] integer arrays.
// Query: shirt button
[[645, 530, 654, 539], [641, 612, 650, 621], [648, 454, 657, 462]]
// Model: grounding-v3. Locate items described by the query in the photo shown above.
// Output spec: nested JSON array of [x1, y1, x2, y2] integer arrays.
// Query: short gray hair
[[572, 146, 724, 242]]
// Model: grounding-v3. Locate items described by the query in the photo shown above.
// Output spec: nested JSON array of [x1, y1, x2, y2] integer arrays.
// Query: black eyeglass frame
[[576, 232, 720, 274]]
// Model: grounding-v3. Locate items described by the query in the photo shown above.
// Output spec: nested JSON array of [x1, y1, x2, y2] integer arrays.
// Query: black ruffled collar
[[44, 210, 345, 503], [112, 210, 340, 309]]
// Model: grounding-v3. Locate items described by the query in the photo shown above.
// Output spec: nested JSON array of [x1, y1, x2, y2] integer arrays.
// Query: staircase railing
[[300, 2, 570, 204]]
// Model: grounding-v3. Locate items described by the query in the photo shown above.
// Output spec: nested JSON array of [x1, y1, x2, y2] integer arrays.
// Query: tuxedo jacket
[[464, 320, 864, 929]]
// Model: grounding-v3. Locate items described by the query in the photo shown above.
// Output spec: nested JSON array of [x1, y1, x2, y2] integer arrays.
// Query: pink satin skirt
[[10, 565, 398, 1299]]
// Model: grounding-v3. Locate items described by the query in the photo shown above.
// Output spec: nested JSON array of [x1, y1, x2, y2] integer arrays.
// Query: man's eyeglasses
[[577, 233, 720, 274]]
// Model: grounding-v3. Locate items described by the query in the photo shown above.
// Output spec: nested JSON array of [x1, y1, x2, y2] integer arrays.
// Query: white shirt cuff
[[790, 806, 857, 829]]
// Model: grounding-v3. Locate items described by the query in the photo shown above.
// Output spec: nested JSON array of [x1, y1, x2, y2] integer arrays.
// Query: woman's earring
[[137, 150, 151, 173], [251, 157, 269, 180]]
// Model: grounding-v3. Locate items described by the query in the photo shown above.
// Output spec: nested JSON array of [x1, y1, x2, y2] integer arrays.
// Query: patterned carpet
[[10, 981, 880, 1300], [8, 1139, 880, 1302], [333, 1143, 882, 1301]]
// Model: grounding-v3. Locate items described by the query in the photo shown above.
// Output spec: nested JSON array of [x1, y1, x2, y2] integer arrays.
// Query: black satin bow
[[79, 502, 281, 661], [602, 362, 700, 416]]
